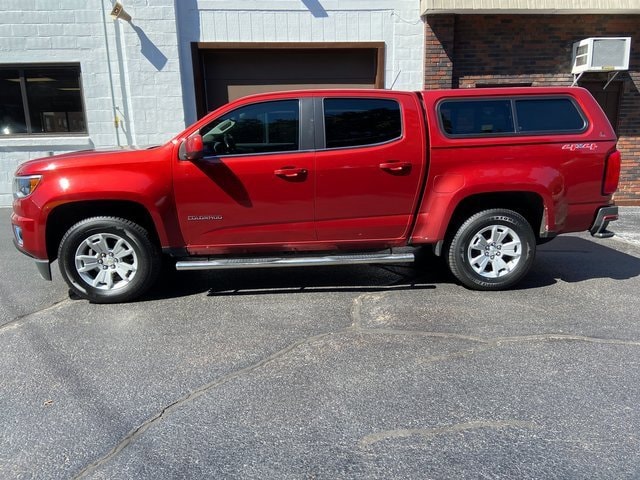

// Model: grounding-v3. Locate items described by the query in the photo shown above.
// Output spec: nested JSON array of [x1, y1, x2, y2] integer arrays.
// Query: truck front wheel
[[58, 217, 161, 303], [447, 209, 536, 290]]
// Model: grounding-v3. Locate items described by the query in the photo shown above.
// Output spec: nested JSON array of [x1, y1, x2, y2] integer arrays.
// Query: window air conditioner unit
[[572, 37, 631, 74]]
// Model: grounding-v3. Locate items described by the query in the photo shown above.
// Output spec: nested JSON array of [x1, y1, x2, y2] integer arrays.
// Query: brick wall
[[424, 14, 640, 204], [424, 14, 455, 90]]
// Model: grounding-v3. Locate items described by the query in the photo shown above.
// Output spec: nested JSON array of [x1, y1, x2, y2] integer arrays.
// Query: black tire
[[58, 217, 161, 303], [447, 209, 536, 291]]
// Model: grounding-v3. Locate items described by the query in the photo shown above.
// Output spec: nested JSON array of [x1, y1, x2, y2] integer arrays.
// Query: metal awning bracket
[[603, 71, 620, 90], [572, 71, 620, 89], [571, 72, 584, 87]]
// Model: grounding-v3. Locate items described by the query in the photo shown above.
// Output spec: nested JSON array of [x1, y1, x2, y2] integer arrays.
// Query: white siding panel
[[213, 13, 228, 42], [333, 11, 348, 41], [371, 11, 385, 41], [346, 12, 359, 41], [263, 12, 276, 42], [311, 14, 324, 42], [359, 11, 372, 41], [287, 12, 301, 42], [323, 14, 337, 42], [195, 9, 408, 45]]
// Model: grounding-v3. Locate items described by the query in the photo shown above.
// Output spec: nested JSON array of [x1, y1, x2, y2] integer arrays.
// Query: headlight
[[13, 175, 42, 199]]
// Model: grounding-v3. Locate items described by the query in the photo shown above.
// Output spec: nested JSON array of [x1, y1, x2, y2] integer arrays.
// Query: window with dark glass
[[0, 65, 86, 136], [323, 98, 401, 149], [439, 100, 514, 136], [515, 98, 586, 133], [200, 100, 299, 156]]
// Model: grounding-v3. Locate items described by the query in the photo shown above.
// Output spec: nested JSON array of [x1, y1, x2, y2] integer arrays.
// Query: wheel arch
[[443, 191, 546, 251], [46, 200, 160, 261]]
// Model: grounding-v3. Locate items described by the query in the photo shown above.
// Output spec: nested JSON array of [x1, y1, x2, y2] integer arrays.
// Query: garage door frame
[[190, 42, 386, 119]]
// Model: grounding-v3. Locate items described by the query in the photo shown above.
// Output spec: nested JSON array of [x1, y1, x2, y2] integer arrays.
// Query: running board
[[175, 252, 415, 271]]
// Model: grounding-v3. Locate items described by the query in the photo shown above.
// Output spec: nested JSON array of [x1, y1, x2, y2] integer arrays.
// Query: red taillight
[[603, 150, 621, 195]]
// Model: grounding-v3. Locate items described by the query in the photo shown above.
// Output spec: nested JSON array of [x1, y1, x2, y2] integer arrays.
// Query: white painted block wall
[[0, 0, 184, 206]]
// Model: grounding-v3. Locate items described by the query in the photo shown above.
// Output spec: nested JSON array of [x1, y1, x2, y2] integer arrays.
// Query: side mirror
[[179, 134, 204, 161]]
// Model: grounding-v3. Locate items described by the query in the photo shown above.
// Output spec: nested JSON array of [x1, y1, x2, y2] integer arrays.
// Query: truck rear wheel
[[58, 217, 161, 303], [447, 209, 536, 290]]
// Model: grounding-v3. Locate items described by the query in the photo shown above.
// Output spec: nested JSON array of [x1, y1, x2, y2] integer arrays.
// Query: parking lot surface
[[2, 208, 640, 479]]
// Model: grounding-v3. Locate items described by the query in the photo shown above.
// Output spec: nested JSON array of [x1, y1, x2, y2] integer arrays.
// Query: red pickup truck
[[11, 87, 620, 303]]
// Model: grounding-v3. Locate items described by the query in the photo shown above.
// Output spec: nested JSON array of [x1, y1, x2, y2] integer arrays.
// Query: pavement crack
[[492, 334, 640, 347], [357, 327, 489, 344], [358, 329, 640, 349], [0, 297, 71, 333], [73, 328, 345, 479], [360, 420, 539, 447], [417, 345, 496, 364]]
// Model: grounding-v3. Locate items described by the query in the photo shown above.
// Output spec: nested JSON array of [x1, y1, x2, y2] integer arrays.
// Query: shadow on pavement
[[520, 235, 640, 289], [140, 235, 639, 301], [147, 262, 443, 301]]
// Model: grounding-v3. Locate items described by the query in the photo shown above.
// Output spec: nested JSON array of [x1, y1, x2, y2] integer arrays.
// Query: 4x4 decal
[[562, 143, 598, 151]]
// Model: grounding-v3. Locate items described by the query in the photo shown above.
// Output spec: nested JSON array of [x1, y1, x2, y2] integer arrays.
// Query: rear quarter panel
[[411, 87, 617, 243]]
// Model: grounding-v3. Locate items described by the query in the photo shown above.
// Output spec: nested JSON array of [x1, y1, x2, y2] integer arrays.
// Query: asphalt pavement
[[1, 207, 639, 479], [613, 206, 640, 247]]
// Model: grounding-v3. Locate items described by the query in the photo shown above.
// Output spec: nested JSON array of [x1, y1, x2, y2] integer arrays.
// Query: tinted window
[[201, 100, 299, 155], [324, 98, 401, 148], [515, 98, 586, 133], [439, 100, 514, 136], [1, 65, 86, 135], [0, 69, 27, 135]]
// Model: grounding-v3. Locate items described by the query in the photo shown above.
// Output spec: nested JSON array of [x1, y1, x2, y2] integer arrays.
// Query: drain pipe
[[101, 0, 122, 147]]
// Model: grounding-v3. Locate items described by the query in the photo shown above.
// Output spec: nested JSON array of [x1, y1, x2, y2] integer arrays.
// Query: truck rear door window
[[439, 100, 514, 136], [323, 98, 401, 149], [515, 98, 586, 133]]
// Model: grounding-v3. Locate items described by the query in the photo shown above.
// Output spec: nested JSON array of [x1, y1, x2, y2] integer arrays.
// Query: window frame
[[318, 97, 404, 151], [0, 63, 88, 137], [199, 98, 307, 158], [437, 95, 589, 139]]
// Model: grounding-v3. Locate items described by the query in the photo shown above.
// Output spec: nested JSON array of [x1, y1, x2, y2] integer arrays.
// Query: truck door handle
[[379, 161, 412, 173], [274, 167, 308, 179]]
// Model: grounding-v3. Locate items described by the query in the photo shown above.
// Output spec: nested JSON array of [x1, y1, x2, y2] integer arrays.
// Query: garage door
[[194, 44, 384, 115]]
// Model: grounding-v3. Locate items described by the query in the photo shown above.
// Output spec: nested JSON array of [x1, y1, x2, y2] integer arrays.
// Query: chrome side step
[[175, 252, 415, 271]]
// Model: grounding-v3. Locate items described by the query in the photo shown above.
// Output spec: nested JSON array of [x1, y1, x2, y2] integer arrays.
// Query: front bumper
[[589, 206, 618, 239], [12, 237, 52, 281], [11, 212, 52, 281]]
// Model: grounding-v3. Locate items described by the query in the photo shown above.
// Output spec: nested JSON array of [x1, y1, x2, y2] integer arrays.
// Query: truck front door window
[[200, 100, 300, 156]]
